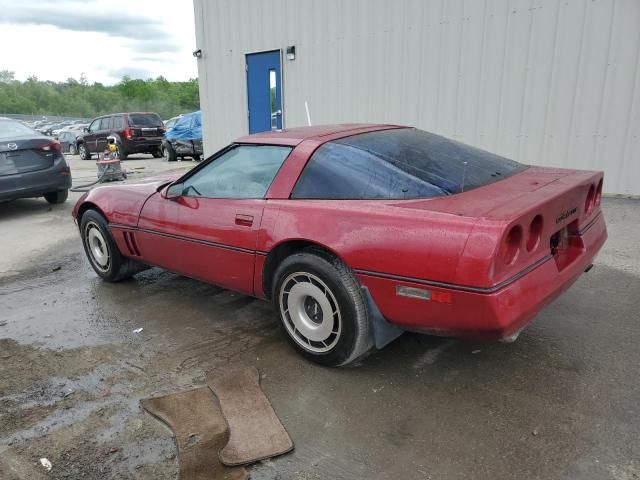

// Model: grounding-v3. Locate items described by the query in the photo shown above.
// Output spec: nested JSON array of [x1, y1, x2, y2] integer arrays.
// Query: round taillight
[[585, 184, 595, 214], [595, 179, 603, 206], [502, 225, 522, 265], [526, 215, 543, 252]]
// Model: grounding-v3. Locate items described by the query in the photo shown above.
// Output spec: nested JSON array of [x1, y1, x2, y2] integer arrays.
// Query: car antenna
[[305, 101, 312, 126], [461, 161, 468, 193]]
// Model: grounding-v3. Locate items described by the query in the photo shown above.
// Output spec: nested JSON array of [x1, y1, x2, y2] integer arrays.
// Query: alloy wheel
[[84, 221, 110, 272], [278, 272, 342, 353]]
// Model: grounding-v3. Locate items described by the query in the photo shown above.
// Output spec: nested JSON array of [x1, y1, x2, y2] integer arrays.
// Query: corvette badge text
[[556, 207, 577, 224]]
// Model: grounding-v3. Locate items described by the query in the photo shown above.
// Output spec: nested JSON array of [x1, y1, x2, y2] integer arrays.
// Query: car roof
[[94, 112, 160, 119], [235, 123, 407, 146]]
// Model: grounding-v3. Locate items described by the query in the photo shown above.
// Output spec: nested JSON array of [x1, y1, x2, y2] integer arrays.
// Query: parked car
[[37, 123, 55, 136], [51, 123, 74, 136], [163, 115, 183, 129], [57, 131, 80, 154], [0, 117, 71, 204], [58, 124, 81, 133], [72, 124, 606, 366], [162, 111, 202, 162], [76, 112, 165, 160]]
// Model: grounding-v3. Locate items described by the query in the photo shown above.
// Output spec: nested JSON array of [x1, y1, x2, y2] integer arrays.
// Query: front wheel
[[152, 148, 162, 158], [273, 249, 372, 366], [68, 144, 77, 155], [78, 143, 91, 160], [80, 210, 145, 282], [163, 143, 177, 162]]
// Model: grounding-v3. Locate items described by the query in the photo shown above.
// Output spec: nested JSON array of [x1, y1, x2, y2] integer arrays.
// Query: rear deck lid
[[0, 135, 56, 176], [396, 166, 598, 223]]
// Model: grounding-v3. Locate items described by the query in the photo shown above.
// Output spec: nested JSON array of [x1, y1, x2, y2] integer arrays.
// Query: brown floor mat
[[141, 387, 248, 480], [207, 366, 294, 466]]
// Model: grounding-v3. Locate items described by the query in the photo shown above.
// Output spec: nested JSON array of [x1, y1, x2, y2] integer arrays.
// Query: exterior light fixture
[[286, 45, 296, 61], [192, 49, 202, 58]]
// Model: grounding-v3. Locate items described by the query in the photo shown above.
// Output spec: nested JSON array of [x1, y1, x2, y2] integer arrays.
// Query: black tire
[[44, 189, 68, 204], [68, 144, 77, 155], [152, 148, 162, 158], [80, 209, 145, 282], [192, 154, 201, 162], [78, 143, 91, 160], [272, 248, 372, 366], [116, 144, 128, 160], [163, 143, 177, 162]]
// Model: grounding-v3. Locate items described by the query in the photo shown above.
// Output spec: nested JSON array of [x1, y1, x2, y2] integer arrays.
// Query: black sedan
[[57, 131, 81, 154], [0, 118, 71, 204]]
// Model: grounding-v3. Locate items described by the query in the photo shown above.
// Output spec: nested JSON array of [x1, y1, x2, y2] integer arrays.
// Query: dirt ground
[[1, 155, 639, 479]]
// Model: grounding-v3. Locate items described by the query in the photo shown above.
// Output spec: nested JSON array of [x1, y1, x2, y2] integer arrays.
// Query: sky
[[0, 0, 198, 85]]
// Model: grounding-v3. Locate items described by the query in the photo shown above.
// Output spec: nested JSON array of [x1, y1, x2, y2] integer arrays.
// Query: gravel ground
[[0, 156, 639, 479]]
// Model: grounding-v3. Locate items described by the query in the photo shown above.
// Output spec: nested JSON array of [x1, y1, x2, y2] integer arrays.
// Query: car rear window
[[128, 113, 163, 127], [0, 120, 37, 139], [291, 128, 528, 200]]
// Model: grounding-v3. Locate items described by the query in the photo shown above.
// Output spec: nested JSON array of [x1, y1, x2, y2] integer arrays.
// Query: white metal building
[[193, 0, 640, 195]]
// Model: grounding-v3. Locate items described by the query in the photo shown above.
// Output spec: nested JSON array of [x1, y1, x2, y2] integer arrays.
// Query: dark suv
[[76, 112, 165, 160]]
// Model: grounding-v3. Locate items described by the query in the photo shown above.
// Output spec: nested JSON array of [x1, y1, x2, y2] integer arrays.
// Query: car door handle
[[235, 214, 254, 227]]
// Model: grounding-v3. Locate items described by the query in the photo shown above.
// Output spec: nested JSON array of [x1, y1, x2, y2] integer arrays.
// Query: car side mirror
[[83, 127, 89, 133], [163, 182, 184, 200]]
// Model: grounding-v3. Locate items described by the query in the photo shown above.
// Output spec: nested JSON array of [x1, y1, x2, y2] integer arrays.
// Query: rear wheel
[[273, 249, 372, 366], [80, 210, 145, 282], [192, 154, 201, 162], [78, 143, 91, 160], [44, 189, 68, 204], [68, 144, 77, 155], [116, 144, 128, 160], [152, 148, 162, 158]]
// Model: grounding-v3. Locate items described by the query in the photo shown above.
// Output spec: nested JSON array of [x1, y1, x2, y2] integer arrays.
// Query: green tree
[[0, 74, 200, 119]]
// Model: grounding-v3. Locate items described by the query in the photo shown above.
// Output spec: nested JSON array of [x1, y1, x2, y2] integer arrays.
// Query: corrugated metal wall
[[193, 0, 640, 195]]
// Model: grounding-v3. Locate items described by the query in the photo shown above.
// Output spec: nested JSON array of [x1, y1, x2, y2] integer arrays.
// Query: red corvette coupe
[[73, 124, 607, 366]]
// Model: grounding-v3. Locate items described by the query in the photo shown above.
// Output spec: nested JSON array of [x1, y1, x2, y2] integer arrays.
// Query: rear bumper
[[357, 212, 607, 339], [124, 138, 162, 153], [167, 139, 203, 157], [0, 159, 72, 201]]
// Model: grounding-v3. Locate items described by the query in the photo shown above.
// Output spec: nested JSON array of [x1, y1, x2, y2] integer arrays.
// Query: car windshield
[[128, 114, 163, 127], [292, 128, 528, 200], [0, 120, 38, 140]]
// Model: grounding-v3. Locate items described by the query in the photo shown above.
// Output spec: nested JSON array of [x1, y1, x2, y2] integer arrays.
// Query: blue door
[[246, 50, 282, 134]]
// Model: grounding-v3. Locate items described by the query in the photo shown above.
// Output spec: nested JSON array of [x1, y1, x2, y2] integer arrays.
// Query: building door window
[[246, 50, 283, 134]]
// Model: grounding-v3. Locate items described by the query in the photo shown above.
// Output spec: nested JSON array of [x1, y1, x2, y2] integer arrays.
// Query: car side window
[[292, 129, 527, 200], [291, 142, 447, 200], [181, 145, 292, 199], [102, 117, 112, 130], [89, 120, 100, 133], [112, 116, 124, 130]]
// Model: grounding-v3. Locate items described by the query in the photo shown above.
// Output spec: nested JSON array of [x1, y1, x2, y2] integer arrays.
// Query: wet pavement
[[1, 158, 639, 479]]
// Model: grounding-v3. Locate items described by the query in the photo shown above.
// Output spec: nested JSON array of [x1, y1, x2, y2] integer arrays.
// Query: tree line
[[0, 70, 200, 120]]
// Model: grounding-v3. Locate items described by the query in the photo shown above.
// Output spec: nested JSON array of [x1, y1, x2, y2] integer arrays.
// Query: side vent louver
[[123, 231, 141, 256]]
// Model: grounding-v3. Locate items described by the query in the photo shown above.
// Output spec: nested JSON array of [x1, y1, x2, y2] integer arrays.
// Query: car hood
[[128, 170, 185, 189], [74, 169, 185, 226]]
